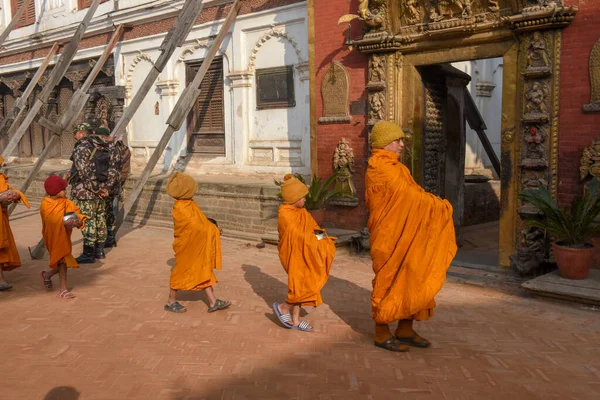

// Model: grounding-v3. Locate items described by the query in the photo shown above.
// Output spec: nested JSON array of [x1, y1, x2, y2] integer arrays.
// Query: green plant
[[274, 172, 343, 210], [519, 177, 600, 248]]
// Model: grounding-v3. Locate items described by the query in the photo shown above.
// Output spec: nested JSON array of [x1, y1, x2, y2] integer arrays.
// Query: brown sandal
[[396, 333, 431, 348], [374, 337, 409, 352]]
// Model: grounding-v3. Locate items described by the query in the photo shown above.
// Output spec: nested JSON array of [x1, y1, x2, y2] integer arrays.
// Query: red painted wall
[[558, 0, 600, 206], [314, 0, 369, 230]]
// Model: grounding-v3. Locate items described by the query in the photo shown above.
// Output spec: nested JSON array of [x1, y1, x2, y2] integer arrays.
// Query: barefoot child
[[164, 172, 230, 313], [40, 176, 86, 299], [0, 156, 30, 291], [273, 174, 336, 332]]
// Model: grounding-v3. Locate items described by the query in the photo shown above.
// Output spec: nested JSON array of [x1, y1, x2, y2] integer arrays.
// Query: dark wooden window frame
[[255, 65, 296, 110], [11, 0, 36, 29]]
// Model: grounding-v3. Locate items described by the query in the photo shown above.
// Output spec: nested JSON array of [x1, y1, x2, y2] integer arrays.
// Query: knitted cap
[[371, 121, 405, 149], [44, 175, 68, 196], [166, 172, 197, 200], [280, 174, 308, 205]]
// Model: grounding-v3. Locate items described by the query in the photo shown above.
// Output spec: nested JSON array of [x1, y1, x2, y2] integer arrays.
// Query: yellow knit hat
[[167, 172, 198, 200], [280, 174, 308, 205], [371, 121, 405, 149]]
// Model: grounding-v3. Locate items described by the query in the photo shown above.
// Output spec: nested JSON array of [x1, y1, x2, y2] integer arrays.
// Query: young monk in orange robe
[[0, 156, 31, 291], [273, 174, 336, 332], [40, 176, 86, 299], [164, 172, 230, 313], [365, 121, 457, 352]]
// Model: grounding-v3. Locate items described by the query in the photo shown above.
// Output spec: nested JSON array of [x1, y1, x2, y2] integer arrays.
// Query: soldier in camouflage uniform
[[103, 133, 131, 248], [68, 123, 121, 263]]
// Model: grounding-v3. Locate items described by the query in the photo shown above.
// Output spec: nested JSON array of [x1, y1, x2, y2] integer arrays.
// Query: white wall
[[452, 58, 503, 175]]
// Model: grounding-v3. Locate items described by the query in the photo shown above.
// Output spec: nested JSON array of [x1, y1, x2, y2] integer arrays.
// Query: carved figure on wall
[[431, 0, 473, 21], [369, 55, 385, 82], [403, 0, 421, 24], [333, 138, 358, 199], [358, 0, 387, 30], [522, 172, 548, 190], [527, 32, 550, 68], [583, 38, 600, 113], [525, 140, 546, 160], [369, 92, 385, 121], [525, 125, 547, 146], [580, 138, 600, 180], [488, 0, 500, 12], [510, 227, 545, 276], [525, 82, 549, 115]]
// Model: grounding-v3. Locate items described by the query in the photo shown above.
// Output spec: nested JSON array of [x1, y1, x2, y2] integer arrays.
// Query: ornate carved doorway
[[348, 1, 577, 270]]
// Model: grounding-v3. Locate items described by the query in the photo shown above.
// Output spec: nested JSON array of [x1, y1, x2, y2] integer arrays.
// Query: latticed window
[[11, 0, 36, 29], [186, 57, 225, 154]]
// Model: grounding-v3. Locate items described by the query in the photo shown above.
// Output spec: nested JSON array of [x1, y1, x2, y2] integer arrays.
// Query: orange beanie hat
[[280, 174, 308, 205]]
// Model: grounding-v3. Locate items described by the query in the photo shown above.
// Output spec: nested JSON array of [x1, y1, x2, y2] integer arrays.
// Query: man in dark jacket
[[68, 123, 121, 263]]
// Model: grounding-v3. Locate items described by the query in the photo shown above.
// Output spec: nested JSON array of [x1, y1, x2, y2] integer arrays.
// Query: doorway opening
[[417, 57, 504, 269]]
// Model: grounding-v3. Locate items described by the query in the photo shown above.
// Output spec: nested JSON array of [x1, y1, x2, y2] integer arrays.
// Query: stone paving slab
[[523, 270, 600, 306], [1, 207, 600, 399]]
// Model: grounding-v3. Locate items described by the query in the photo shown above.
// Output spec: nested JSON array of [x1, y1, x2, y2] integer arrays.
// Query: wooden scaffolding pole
[[116, 0, 241, 232], [0, 0, 34, 47], [1, 0, 102, 159], [0, 42, 60, 139], [110, 0, 208, 141]]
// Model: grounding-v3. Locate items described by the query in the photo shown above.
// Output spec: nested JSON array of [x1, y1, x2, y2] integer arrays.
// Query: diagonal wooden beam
[[116, 0, 241, 232], [110, 0, 208, 141], [1, 0, 102, 159], [0, 42, 59, 139], [0, 0, 34, 47]]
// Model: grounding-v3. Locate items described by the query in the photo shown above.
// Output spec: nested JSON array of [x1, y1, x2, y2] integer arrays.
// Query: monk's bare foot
[[278, 303, 291, 315]]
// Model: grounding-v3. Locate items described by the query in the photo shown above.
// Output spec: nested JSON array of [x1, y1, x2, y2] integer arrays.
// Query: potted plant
[[274, 172, 343, 225], [519, 178, 600, 279]]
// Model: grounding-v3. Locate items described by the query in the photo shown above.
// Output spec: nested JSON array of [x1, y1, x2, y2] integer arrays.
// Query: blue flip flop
[[273, 302, 293, 328], [291, 320, 313, 332]]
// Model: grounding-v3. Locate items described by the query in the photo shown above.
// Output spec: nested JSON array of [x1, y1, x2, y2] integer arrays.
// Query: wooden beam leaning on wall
[[0, 0, 34, 47], [109, 0, 210, 142], [115, 0, 241, 232], [0, 42, 59, 138], [1, 0, 102, 160]]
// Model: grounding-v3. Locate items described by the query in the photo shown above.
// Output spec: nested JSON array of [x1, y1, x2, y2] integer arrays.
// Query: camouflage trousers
[[105, 197, 117, 233], [75, 199, 107, 247]]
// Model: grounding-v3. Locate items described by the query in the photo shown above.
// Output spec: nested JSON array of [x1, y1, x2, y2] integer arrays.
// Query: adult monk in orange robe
[[40, 176, 86, 299], [164, 172, 230, 313], [273, 174, 336, 332], [365, 121, 457, 352], [0, 156, 31, 291]]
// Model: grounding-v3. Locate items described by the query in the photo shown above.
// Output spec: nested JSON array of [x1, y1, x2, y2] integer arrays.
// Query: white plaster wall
[[452, 58, 503, 174]]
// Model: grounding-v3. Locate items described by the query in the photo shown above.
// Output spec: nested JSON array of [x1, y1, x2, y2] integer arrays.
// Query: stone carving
[[430, 0, 475, 21], [369, 91, 385, 123], [369, 55, 385, 83], [178, 38, 214, 62], [510, 228, 546, 276], [125, 52, 154, 99], [488, 0, 500, 12], [65, 70, 89, 90], [524, 82, 549, 117], [248, 28, 304, 72], [320, 62, 351, 124], [332, 138, 358, 203], [402, 0, 422, 25], [579, 138, 600, 180], [527, 32, 550, 68], [522, 171, 548, 190], [583, 38, 600, 113]]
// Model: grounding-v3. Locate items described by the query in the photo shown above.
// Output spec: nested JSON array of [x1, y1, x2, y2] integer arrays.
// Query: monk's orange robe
[[40, 197, 86, 269], [365, 149, 457, 324], [170, 200, 221, 290], [278, 205, 336, 307], [0, 174, 30, 271]]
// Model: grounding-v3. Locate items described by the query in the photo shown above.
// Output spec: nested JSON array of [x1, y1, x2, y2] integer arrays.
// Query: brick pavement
[[1, 207, 600, 400]]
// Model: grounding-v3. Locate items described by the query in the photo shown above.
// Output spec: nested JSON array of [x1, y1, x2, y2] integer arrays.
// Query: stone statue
[[525, 82, 549, 114], [369, 92, 385, 121], [510, 228, 545, 276], [527, 32, 550, 68], [333, 138, 358, 199]]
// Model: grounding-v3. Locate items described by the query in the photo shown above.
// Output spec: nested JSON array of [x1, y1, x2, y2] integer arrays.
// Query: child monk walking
[[40, 176, 86, 299], [273, 174, 336, 332], [0, 156, 30, 291], [164, 172, 230, 313]]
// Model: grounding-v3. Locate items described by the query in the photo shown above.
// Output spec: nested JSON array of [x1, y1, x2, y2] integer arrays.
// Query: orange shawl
[[40, 197, 86, 269], [365, 149, 457, 324], [278, 205, 336, 307], [170, 200, 221, 291], [0, 174, 30, 271]]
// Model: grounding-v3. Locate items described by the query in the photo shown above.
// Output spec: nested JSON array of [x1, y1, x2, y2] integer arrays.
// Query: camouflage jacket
[[69, 135, 122, 200]]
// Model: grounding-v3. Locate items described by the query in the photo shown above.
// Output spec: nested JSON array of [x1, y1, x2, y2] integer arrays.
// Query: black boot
[[104, 230, 117, 248], [95, 242, 106, 260], [76, 245, 96, 264]]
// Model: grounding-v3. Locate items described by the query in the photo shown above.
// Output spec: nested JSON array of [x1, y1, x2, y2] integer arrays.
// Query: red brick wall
[[558, 0, 600, 206], [314, 0, 369, 230]]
